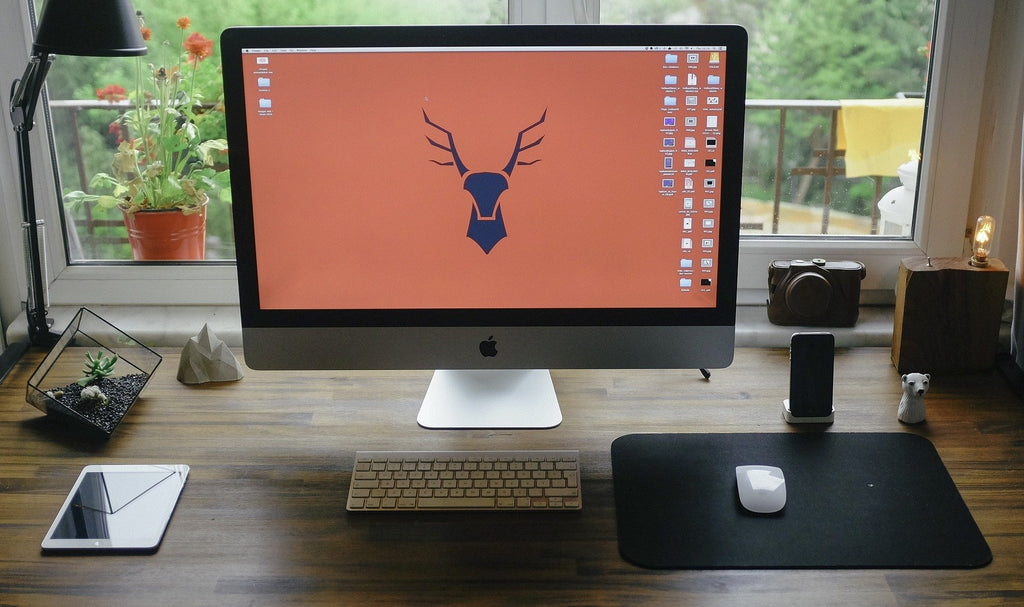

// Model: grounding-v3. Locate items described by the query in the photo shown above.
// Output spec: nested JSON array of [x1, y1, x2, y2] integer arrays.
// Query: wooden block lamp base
[[892, 257, 1008, 374]]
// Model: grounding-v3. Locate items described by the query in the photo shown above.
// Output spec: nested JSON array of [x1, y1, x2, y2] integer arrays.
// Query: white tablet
[[42, 464, 189, 553]]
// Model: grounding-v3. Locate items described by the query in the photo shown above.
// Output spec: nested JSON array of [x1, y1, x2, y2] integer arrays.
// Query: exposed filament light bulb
[[970, 215, 995, 267]]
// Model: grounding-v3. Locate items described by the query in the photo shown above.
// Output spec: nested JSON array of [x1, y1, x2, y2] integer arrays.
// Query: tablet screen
[[42, 464, 189, 553]]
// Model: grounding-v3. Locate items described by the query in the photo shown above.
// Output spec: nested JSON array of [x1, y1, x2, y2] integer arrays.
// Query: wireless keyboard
[[346, 450, 581, 511]]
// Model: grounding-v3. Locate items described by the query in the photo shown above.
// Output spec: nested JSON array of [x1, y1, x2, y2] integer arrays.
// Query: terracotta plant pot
[[121, 201, 207, 261]]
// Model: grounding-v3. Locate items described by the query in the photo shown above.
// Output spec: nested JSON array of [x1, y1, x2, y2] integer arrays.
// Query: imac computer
[[221, 24, 747, 429]]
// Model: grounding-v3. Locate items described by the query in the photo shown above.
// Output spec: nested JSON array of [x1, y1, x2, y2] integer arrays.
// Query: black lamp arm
[[10, 51, 60, 347]]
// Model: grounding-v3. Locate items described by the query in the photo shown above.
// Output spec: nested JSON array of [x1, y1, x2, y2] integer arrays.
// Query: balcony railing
[[49, 98, 908, 259], [745, 99, 887, 236]]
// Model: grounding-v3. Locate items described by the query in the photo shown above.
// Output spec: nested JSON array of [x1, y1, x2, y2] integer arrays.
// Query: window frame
[[738, 0, 990, 304], [0, 0, 999, 324]]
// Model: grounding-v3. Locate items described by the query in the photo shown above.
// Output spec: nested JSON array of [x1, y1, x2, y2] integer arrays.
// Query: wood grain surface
[[0, 346, 1021, 606]]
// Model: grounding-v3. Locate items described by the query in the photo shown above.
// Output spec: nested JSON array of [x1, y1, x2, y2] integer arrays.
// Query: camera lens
[[785, 272, 832, 320]]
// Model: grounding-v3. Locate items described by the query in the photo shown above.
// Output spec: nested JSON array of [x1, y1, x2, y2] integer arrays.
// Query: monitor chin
[[239, 325, 735, 372]]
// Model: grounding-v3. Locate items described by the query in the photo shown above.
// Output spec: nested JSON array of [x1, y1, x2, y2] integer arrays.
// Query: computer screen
[[221, 25, 747, 428]]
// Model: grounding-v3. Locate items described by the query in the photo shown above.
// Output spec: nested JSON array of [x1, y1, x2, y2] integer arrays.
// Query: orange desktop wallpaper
[[243, 49, 724, 310]]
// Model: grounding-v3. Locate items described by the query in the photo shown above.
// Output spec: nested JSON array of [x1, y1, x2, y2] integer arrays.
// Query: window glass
[[38, 0, 505, 263], [602, 0, 935, 238]]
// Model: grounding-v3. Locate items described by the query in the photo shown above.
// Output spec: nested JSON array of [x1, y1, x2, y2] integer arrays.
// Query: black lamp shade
[[33, 0, 147, 57]]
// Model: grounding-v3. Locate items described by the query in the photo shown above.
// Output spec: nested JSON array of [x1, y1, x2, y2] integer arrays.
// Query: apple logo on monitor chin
[[479, 336, 498, 357]]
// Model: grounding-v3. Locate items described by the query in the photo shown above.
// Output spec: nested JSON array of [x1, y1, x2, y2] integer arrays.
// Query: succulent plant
[[77, 351, 119, 386]]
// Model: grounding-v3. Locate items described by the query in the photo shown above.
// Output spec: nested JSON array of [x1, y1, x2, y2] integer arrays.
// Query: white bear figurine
[[898, 373, 930, 424]]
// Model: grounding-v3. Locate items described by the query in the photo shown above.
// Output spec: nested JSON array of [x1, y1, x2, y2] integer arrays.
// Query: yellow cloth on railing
[[836, 98, 925, 178]]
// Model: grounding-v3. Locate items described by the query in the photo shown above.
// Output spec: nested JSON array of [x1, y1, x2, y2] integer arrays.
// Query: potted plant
[[65, 14, 230, 261]]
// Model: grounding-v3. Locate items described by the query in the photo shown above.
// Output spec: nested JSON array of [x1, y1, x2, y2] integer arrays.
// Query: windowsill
[[7, 305, 245, 349], [9, 304, 905, 350], [735, 305, 896, 348]]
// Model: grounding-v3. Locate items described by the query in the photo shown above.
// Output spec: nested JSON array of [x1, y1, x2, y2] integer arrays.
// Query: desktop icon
[[687, 73, 698, 86], [664, 74, 678, 86], [680, 278, 693, 288], [665, 53, 678, 64], [257, 77, 271, 88], [664, 96, 677, 107], [708, 74, 721, 85], [258, 98, 272, 109]]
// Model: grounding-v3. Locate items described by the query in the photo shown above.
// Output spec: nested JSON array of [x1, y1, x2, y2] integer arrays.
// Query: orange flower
[[183, 32, 214, 65], [140, 26, 152, 41], [95, 84, 127, 102], [177, 16, 191, 30]]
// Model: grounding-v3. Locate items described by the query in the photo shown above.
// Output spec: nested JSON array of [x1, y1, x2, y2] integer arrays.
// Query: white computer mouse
[[735, 465, 786, 514]]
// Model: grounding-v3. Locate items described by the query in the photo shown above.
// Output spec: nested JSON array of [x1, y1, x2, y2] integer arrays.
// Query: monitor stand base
[[417, 369, 562, 429]]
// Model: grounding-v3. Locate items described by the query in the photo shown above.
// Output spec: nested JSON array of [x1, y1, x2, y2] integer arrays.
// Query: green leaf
[[63, 190, 96, 209], [96, 195, 121, 210], [89, 172, 119, 189]]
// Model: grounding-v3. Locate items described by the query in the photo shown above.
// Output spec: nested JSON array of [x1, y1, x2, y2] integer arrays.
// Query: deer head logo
[[424, 109, 546, 253]]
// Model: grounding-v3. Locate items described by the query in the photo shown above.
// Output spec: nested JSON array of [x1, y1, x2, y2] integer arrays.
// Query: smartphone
[[787, 332, 835, 419]]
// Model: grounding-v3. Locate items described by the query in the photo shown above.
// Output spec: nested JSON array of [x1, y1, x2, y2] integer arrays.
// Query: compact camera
[[767, 259, 865, 327]]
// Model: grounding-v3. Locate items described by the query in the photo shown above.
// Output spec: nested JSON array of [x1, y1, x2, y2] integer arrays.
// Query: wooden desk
[[1, 347, 1021, 606]]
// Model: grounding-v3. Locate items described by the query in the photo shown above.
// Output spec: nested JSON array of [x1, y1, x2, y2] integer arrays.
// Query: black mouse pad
[[611, 433, 991, 569]]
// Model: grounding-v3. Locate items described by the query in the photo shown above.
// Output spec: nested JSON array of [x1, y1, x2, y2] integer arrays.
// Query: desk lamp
[[1, 0, 146, 382]]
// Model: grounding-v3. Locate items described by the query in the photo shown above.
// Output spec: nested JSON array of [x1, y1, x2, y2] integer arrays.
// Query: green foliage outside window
[[44, 0, 933, 259]]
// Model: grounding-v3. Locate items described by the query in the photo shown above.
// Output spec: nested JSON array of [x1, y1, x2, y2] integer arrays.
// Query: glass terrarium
[[26, 308, 162, 438]]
